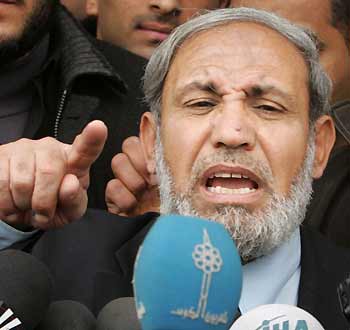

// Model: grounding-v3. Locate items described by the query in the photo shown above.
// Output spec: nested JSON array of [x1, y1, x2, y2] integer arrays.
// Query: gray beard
[[155, 128, 315, 262]]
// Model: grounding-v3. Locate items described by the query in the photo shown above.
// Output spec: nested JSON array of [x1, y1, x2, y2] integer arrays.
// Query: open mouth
[[206, 172, 259, 195], [202, 166, 262, 200]]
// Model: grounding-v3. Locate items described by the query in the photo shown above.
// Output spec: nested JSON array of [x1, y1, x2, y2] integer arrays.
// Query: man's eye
[[185, 100, 216, 109], [189, 100, 216, 108], [255, 104, 282, 112]]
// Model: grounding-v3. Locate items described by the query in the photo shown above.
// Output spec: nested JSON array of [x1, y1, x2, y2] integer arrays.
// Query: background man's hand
[[0, 120, 107, 230], [105, 136, 160, 216]]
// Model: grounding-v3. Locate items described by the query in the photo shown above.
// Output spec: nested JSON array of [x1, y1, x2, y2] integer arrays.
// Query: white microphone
[[230, 304, 325, 330]]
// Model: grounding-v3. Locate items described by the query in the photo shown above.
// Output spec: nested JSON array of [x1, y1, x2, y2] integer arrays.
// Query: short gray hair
[[143, 7, 332, 124]]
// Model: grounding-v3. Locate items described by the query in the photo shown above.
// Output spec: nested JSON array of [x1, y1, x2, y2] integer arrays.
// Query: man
[[0, 0, 149, 247], [106, 0, 350, 247], [33, 8, 350, 328], [85, 0, 230, 58]]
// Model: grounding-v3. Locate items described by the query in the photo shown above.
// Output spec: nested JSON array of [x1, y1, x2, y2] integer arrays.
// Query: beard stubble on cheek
[[0, 0, 54, 66], [155, 126, 316, 262]]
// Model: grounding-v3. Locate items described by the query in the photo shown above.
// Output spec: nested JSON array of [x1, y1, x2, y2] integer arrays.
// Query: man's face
[[0, 0, 52, 63], [94, 0, 228, 59], [141, 22, 334, 260], [231, 0, 350, 102], [160, 22, 312, 213]]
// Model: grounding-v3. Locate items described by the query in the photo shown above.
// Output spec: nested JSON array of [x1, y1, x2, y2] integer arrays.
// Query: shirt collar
[[238, 228, 301, 313]]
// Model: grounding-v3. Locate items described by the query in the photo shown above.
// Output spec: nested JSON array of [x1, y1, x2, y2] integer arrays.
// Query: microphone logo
[[255, 316, 309, 330], [171, 229, 228, 326], [0, 302, 22, 330]]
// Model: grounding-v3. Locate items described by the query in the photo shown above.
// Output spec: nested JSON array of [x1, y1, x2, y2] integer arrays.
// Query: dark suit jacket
[[305, 146, 350, 248], [32, 210, 350, 328]]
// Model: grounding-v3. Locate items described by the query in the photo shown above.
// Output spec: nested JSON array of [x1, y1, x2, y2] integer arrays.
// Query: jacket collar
[[48, 5, 126, 92]]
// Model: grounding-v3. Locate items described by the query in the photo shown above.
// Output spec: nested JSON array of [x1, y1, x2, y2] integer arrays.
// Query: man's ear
[[219, 0, 231, 8], [86, 0, 98, 17], [312, 115, 336, 178], [140, 112, 158, 176]]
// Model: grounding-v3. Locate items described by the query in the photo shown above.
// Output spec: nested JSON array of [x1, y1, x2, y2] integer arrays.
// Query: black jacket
[[305, 146, 350, 248], [32, 210, 350, 328], [30, 5, 148, 209]]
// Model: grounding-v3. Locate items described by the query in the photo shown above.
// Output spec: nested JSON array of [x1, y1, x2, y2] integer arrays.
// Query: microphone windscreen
[[36, 300, 96, 330], [133, 214, 242, 330], [231, 304, 325, 329], [0, 250, 53, 330], [96, 297, 141, 330]]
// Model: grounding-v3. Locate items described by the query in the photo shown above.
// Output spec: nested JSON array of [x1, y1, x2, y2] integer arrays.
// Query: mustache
[[132, 7, 214, 28], [132, 13, 180, 29]]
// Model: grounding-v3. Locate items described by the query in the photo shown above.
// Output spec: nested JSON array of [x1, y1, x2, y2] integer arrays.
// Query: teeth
[[210, 172, 246, 179], [207, 186, 256, 194], [208, 172, 252, 180], [215, 173, 231, 178]]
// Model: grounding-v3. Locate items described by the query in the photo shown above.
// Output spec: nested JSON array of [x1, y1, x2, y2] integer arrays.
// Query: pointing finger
[[67, 120, 107, 180]]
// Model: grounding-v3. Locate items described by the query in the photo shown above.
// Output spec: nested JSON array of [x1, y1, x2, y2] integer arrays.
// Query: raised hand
[[0, 120, 107, 230], [105, 136, 160, 217]]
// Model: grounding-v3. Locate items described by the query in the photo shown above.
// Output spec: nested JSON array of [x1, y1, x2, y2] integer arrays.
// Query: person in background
[[85, 0, 230, 58]]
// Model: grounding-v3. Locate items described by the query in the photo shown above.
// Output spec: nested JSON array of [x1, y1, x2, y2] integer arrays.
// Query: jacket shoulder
[[298, 226, 350, 329]]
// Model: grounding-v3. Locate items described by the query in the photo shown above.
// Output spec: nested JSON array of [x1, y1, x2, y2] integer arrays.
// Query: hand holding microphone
[[133, 214, 242, 330]]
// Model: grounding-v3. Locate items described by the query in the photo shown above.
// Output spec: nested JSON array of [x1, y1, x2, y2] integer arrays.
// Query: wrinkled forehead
[[163, 21, 309, 102]]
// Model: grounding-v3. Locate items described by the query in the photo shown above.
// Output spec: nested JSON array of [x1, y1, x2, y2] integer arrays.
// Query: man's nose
[[210, 102, 257, 151], [149, 0, 181, 16]]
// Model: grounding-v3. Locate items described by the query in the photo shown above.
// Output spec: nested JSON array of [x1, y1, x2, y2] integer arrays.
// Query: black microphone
[[338, 273, 350, 323], [96, 297, 141, 330], [0, 301, 23, 330], [0, 249, 53, 330], [36, 300, 96, 330]]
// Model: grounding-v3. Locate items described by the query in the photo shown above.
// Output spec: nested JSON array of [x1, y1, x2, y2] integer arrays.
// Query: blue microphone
[[133, 214, 242, 330]]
